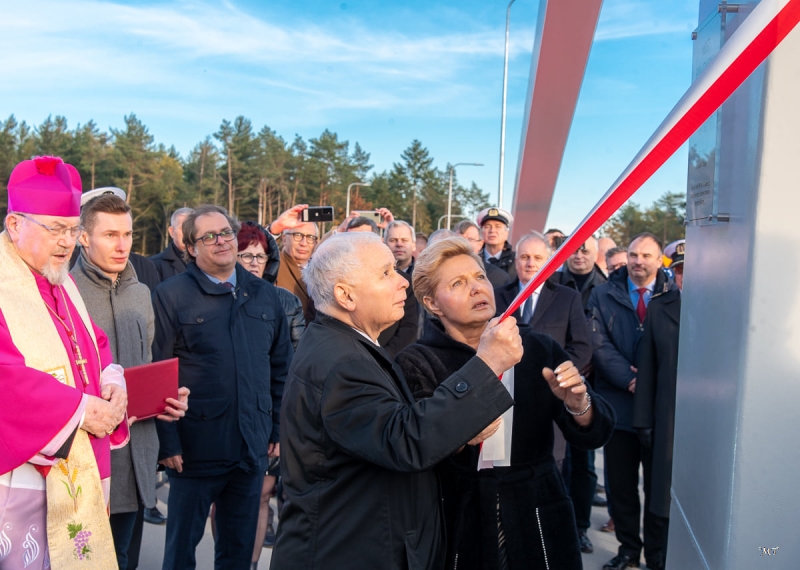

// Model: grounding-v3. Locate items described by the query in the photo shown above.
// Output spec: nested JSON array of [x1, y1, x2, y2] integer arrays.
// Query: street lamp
[[498, 0, 517, 208], [447, 163, 483, 230], [346, 182, 371, 217]]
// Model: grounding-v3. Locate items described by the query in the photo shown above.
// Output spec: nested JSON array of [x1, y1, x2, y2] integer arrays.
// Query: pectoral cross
[[65, 329, 91, 386], [47, 299, 91, 387]]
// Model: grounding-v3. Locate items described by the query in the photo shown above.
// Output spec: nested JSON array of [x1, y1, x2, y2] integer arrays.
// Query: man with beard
[[0, 156, 127, 569]]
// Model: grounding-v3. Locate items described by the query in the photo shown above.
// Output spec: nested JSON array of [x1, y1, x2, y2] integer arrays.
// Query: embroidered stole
[[0, 232, 117, 568]]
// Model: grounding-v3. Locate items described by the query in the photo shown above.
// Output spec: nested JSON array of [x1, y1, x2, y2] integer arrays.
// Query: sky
[[1, 0, 701, 232]]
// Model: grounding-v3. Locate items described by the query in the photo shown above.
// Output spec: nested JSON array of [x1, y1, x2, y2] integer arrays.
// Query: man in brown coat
[[268, 205, 319, 324]]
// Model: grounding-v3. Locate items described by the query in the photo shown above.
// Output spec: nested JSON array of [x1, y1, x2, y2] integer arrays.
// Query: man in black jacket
[[150, 207, 194, 282], [549, 235, 611, 547], [494, 231, 594, 552], [631, 243, 685, 570], [589, 233, 677, 570], [271, 232, 521, 570], [378, 220, 421, 356], [153, 205, 292, 570], [494, 232, 590, 369], [550, 236, 607, 309]]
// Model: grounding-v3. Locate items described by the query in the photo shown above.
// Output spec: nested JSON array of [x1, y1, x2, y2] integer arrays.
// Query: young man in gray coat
[[71, 194, 188, 569]]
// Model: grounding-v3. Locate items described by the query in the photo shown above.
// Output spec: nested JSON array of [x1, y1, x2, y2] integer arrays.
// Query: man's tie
[[521, 297, 533, 324], [636, 287, 647, 323], [221, 282, 233, 291]]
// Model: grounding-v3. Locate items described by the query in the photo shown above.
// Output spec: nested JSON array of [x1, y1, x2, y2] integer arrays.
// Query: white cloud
[[0, 0, 696, 125]]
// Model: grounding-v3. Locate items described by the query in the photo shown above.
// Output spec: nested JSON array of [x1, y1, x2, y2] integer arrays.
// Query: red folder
[[125, 358, 179, 420]]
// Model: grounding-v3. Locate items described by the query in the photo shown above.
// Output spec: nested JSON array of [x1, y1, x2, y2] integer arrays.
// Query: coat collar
[[162, 241, 186, 265], [186, 261, 252, 298], [419, 317, 478, 356], [553, 265, 607, 291], [607, 266, 675, 309], [315, 313, 414, 401], [73, 247, 138, 291]]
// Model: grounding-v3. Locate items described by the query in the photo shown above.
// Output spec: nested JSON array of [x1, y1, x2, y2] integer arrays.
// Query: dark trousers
[[127, 504, 145, 569], [562, 444, 598, 531], [162, 468, 264, 570], [604, 429, 668, 565], [110, 509, 139, 570]]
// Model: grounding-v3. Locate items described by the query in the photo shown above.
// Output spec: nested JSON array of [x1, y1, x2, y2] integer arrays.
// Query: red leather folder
[[125, 358, 179, 420]]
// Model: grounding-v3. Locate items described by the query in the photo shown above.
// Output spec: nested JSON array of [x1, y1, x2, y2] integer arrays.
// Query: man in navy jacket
[[588, 233, 677, 570], [153, 205, 292, 570]]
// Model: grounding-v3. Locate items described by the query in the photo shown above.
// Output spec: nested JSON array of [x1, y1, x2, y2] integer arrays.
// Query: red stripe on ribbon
[[501, 0, 800, 321]]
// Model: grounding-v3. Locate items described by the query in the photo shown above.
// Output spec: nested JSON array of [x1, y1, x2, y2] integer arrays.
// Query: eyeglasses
[[286, 232, 318, 244], [16, 213, 84, 239], [194, 229, 236, 245], [238, 253, 268, 264]]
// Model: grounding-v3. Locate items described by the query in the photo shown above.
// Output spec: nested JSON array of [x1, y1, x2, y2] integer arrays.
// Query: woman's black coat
[[396, 321, 616, 570]]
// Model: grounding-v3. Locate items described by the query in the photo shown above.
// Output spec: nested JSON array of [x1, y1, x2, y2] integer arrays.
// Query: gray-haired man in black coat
[[271, 232, 522, 570]]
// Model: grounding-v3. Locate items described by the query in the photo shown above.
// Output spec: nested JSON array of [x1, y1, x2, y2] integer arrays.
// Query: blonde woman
[[396, 237, 615, 570]]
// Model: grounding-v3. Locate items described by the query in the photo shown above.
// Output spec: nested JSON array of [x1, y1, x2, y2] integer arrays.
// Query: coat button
[[262, 314, 267, 320], [455, 381, 469, 393], [243, 292, 248, 297], [197, 317, 204, 323]]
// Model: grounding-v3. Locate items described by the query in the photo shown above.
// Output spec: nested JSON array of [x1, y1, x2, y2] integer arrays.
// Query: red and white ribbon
[[501, 0, 800, 321]]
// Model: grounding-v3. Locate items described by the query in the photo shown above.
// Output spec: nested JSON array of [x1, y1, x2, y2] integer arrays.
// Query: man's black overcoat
[[271, 314, 515, 570], [632, 287, 681, 518]]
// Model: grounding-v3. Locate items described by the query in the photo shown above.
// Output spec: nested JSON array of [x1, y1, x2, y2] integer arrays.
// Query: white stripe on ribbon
[[502, 0, 800, 321]]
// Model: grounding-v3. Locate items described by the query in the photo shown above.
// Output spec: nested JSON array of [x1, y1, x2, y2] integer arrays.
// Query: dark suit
[[495, 278, 596, 533], [150, 241, 187, 282], [633, 288, 681, 521], [494, 280, 591, 372]]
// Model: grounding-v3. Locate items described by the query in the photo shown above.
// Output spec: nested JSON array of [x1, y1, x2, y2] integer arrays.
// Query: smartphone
[[302, 206, 334, 223], [353, 210, 382, 224]]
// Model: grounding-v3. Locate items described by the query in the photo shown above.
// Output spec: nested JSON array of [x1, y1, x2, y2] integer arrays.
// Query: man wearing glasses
[[0, 157, 126, 568], [269, 205, 320, 325], [151, 205, 292, 570]]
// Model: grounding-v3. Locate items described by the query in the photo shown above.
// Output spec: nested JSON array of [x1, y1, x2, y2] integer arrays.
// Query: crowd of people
[[0, 156, 686, 570]]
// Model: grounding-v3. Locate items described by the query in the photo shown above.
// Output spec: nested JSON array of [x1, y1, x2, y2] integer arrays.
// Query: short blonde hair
[[412, 236, 484, 314]]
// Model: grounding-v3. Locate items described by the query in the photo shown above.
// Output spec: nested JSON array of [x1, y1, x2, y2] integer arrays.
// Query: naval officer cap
[[80, 186, 127, 208], [476, 207, 513, 228]]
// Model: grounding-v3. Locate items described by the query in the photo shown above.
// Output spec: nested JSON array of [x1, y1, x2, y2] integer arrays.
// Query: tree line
[[0, 114, 492, 255], [600, 192, 686, 248]]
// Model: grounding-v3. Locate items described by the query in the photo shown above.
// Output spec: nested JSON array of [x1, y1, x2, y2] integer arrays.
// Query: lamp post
[[346, 182, 371, 218], [447, 163, 483, 230], [498, 0, 517, 208]]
